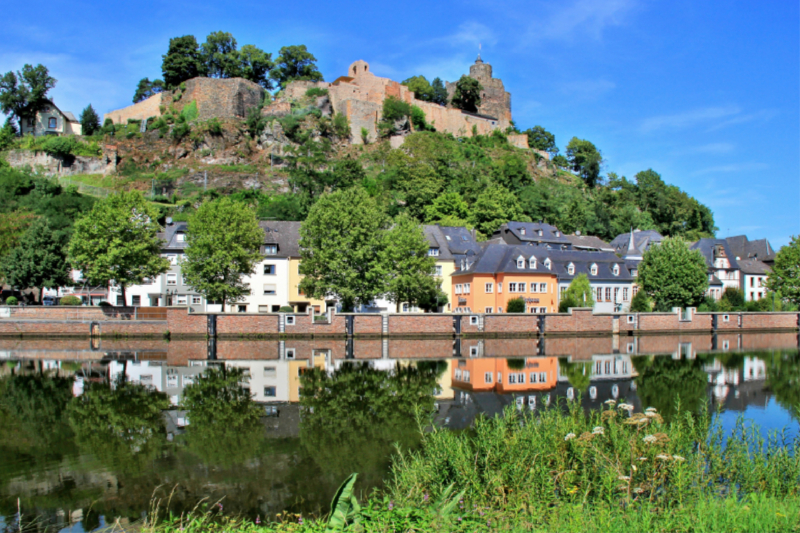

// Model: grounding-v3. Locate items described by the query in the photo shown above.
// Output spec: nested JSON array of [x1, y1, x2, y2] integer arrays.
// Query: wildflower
[[564, 433, 576, 441], [618, 475, 631, 481], [633, 487, 645, 494], [255, 516, 261, 525], [592, 426, 605, 435], [643, 435, 657, 444], [638, 457, 648, 461], [656, 454, 670, 460], [298, 516, 303, 525], [673, 455, 685, 462], [645, 411, 658, 418], [424, 493, 429, 502], [604, 399, 616, 405], [458, 517, 462, 522], [388, 501, 394, 510], [618, 403, 634, 411], [218, 503, 223, 510], [645, 407, 657, 413]]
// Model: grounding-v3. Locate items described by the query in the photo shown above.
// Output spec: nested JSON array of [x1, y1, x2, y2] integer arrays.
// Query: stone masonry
[[446, 56, 512, 123]]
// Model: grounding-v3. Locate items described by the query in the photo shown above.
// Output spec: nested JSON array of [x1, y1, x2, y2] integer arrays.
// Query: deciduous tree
[[161, 35, 206, 88], [450, 75, 482, 113], [201, 31, 239, 78], [402, 75, 434, 101], [565, 137, 603, 187], [469, 184, 530, 237], [524, 125, 558, 156], [67, 191, 169, 304], [132, 77, 164, 103], [637, 237, 708, 310], [299, 188, 389, 311], [431, 77, 448, 106], [383, 213, 438, 312], [558, 273, 595, 312], [182, 197, 263, 311], [235, 44, 274, 89], [270, 45, 323, 91], [1, 219, 71, 301], [765, 236, 800, 306], [0, 64, 57, 127]]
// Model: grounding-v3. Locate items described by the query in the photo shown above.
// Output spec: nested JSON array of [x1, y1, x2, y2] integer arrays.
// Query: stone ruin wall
[[181, 77, 265, 120], [446, 59, 513, 123], [104, 92, 165, 124]]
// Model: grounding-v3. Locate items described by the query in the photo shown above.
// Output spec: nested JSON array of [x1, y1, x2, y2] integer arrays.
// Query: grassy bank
[[142, 402, 800, 532]]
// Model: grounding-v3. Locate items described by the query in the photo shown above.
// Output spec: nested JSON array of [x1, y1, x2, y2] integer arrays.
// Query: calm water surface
[[0, 333, 798, 532]]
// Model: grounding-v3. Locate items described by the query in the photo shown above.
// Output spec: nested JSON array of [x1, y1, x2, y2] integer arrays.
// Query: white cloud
[[639, 106, 740, 133], [691, 162, 768, 176], [523, 0, 639, 43]]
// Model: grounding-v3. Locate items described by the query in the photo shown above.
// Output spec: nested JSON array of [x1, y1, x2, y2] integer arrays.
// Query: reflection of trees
[[716, 353, 745, 371], [761, 350, 800, 416], [299, 362, 437, 488], [560, 360, 592, 391], [67, 378, 170, 474], [180, 366, 264, 467], [632, 356, 708, 422]]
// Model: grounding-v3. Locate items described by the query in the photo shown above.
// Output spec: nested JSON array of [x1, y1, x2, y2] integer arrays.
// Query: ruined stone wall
[[6, 150, 108, 177], [104, 93, 165, 125], [283, 81, 331, 100], [181, 77, 265, 120], [445, 59, 512, 122]]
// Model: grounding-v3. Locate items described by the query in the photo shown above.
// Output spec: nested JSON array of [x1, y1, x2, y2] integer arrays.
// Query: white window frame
[[264, 244, 278, 255], [191, 295, 202, 305], [428, 247, 440, 257], [176, 295, 188, 305], [517, 257, 525, 269], [435, 265, 442, 277], [464, 283, 471, 294], [613, 264, 620, 276], [544, 258, 552, 270], [264, 264, 276, 275], [591, 264, 598, 276], [539, 283, 547, 293], [484, 372, 493, 384], [508, 282, 517, 293], [263, 284, 277, 295], [518, 282, 526, 293], [455, 284, 462, 295], [176, 233, 186, 242], [529, 257, 537, 269], [497, 282, 503, 293], [485, 283, 493, 293], [568, 263, 575, 275], [167, 273, 177, 286], [285, 315, 295, 325], [485, 307, 493, 313]]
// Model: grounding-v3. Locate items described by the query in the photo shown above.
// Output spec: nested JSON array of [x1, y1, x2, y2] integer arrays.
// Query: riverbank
[[139, 403, 800, 533]]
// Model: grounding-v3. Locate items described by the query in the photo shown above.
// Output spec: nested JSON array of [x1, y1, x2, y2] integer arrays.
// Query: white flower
[[645, 407, 657, 414], [633, 487, 645, 494], [618, 475, 631, 481], [618, 403, 635, 411], [656, 454, 671, 460], [605, 399, 617, 405], [638, 457, 648, 462], [592, 426, 605, 435], [643, 435, 657, 444], [673, 455, 685, 462], [565, 433, 576, 441], [631, 464, 638, 472], [645, 412, 658, 418]]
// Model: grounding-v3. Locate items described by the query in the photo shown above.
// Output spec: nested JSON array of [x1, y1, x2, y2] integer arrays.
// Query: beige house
[[19, 101, 82, 136]]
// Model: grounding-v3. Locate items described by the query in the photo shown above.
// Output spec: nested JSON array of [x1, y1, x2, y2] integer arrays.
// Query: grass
[[139, 402, 800, 532]]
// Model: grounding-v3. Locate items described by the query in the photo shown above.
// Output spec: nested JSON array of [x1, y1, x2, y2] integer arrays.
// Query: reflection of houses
[[703, 356, 769, 409], [451, 356, 558, 393], [108, 360, 205, 405], [557, 354, 638, 405]]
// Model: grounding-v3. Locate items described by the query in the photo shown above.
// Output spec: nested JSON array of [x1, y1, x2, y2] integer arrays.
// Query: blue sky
[[2, 0, 797, 246]]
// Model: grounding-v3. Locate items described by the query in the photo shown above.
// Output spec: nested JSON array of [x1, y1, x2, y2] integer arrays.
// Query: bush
[[361, 127, 369, 144], [506, 297, 525, 313], [720, 287, 745, 309], [305, 87, 329, 97], [41, 136, 77, 158], [101, 118, 116, 136], [172, 122, 191, 141], [558, 295, 578, 313], [506, 358, 525, 370], [206, 118, 222, 135], [180, 100, 198, 122], [411, 106, 433, 131], [60, 295, 81, 306], [278, 306, 294, 313], [4, 296, 18, 306], [332, 113, 350, 139], [99, 301, 113, 307], [629, 290, 652, 312]]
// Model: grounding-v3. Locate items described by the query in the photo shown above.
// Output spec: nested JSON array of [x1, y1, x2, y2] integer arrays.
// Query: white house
[[691, 239, 740, 299], [19, 100, 82, 136], [737, 259, 771, 302]]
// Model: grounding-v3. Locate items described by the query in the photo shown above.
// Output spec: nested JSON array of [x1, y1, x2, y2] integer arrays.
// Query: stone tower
[[446, 55, 512, 122]]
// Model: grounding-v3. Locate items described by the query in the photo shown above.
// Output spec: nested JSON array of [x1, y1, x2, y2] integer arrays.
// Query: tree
[[559, 273, 595, 312], [765, 236, 800, 306], [0, 64, 57, 127], [235, 44, 274, 89], [182, 197, 263, 312], [524, 126, 558, 156], [629, 289, 652, 312], [132, 77, 164, 103], [637, 237, 708, 310], [299, 188, 390, 311], [565, 137, 603, 187], [401, 75, 434, 101], [161, 35, 206, 88], [719, 287, 745, 310], [383, 213, 438, 312], [79, 104, 100, 136], [450, 75, 482, 113], [431, 77, 449, 106], [201, 31, 239, 78], [424, 192, 470, 225], [67, 191, 169, 304], [1, 219, 71, 302], [0, 118, 17, 150], [270, 45, 323, 91], [506, 297, 526, 313], [469, 184, 530, 237]]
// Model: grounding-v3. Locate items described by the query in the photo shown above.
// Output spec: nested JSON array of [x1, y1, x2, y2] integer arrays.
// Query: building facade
[[19, 100, 82, 137]]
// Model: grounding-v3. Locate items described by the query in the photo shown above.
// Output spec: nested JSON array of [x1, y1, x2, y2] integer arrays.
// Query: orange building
[[451, 356, 559, 393], [452, 244, 558, 313]]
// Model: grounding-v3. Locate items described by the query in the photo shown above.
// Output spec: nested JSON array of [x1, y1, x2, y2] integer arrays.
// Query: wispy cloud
[[692, 162, 768, 176], [523, 0, 639, 43], [683, 142, 736, 155], [560, 78, 616, 98], [705, 109, 779, 132], [640, 106, 740, 133]]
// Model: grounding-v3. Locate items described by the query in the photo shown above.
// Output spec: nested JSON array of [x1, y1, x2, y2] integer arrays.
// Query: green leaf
[[326, 473, 359, 532]]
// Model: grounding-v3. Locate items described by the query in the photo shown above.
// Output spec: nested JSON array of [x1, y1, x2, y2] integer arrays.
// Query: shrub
[[4, 296, 18, 306], [102, 118, 116, 136], [411, 106, 433, 131], [361, 127, 369, 144], [206, 118, 222, 135], [630, 290, 652, 312], [246, 107, 267, 139], [180, 100, 198, 122], [60, 295, 81, 306], [382, 96, 412, 122], [506, 358, 525, 370], [506, 297, 525, 313], [332, 113, 350, 139], [558, 295, 578, 313], [278, 306, 294, 312], [99, 301, 113, 307], [720, 287, 745, 309], [305, 87, 328, 97], [41, 136, 77, 158], [172, 122, 191, 141]]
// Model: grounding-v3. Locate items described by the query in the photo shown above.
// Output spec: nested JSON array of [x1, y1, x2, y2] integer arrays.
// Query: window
[[132, 295, 141, 306], [520, 228, 526, 235], [590, 264, 598, 276], [517, 256, 525, 269], [485, 283, 493, 293], [264, 284, 277, 295], [176, 295, 188, 305], [555, 231, 560, 237], [402, 303, 409, 312], [428, 247, 440, 257], [464, 283, 471, 294], [176, 233, 185, 242], [463, 370, 470, 382], [264, 366, 276, 377], [560, 287, 567, 299], [167, 254, 177, 264], [435, 265, 442, 276], [167, 374, 179, 388], [192, 295, 202, 305], [632, 269, 638, 278], [485, 307, 493, 313], [116, 295, 124, 306], [567, 263, 575, 275], [544, 258, 551, 270], [167, 273, 177, 285], [264, 244, 278, 255], [237, 305, 247, 313], [497, 372, 502, 383], [518, 283, 526, 293], [529, 307, 537, 313], [529, 257, 537, 269], [623, 288, 629, 301], [596, 287, 603, 301], [285, 348, 295, 358], [48, 117, 57, 129], [539, 283, 547, 293], [264, 264, 276, 275], [470, 315, 479, 325], [497, 282, 502, 293], [497, 307, 503, 313], [531, 283, 538, 294], [722, 314, 730, 323], [539, 372, 547, 382], [530, 372, 537, 383], [538, 229, 543, 237], [484, 372, 493, 384], [605, 287, 611, 301], [455, 284, 462, 294], [455, 369, 462, 380], [539, 307, 547, 313], [633, 285, 639, 296], [285, 315, 295, 325], [508, 282, 517, 293], [264, 386, 276, 397], [614, 288, 620, 302]]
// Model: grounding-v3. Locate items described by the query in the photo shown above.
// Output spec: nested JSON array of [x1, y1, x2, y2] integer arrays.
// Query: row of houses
[[100, 218, 774, 315]]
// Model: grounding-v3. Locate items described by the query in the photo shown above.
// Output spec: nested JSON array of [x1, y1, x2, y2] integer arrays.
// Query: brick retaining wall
[[0, 319, 165, 337]]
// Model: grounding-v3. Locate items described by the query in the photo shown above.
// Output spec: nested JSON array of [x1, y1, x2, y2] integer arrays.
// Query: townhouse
[[690, 239, 740, 300], [736, 259, 770, 302], [551, 249, 635, 313]]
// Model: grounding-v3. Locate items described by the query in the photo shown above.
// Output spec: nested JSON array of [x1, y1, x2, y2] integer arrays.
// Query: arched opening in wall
[[353, 66, 357, 75], [364, 65, 368, 72]]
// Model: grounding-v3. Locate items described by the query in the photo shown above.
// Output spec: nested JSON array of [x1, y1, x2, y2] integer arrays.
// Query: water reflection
[[0, 333, 798, 530]]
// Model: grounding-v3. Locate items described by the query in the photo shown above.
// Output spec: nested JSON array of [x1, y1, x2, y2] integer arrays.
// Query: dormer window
[[538, 229, 543, 237], [264, 244, 278, 255], [176, 233, 185, 242], [613, 264, 620, 276], [428, 247, 440, 257], [516, 256, 525, 269], [544, 258, 551, 270], [590, 263, 598, 276], [520, 228, 526, 235], [529, 257, 537, 269], [632, 269, 638, 278], [554, 231, 560, 237], [460, 259, 466, 270], [567, 263, 575, 275]]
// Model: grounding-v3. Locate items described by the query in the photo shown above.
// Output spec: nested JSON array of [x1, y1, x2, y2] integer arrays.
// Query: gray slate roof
[[736, 258, 771, 276], [726, 235, 776, 263], [422, 225, 455, 261], [160, 220, 303, 257], [493, 222, 572, 246], [610, 230, 664, 255], [564, 234, 614, 252], [690, 238, 740, 270], [454, 243, 633, 282]]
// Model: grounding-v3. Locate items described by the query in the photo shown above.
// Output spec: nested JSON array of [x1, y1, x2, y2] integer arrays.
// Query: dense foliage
[[766, 236, 800, 305], [637, 237, 709, 310], [558, 273, 595, 311], [450, 75, 482, 113], [0, 63, 56, 127]]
